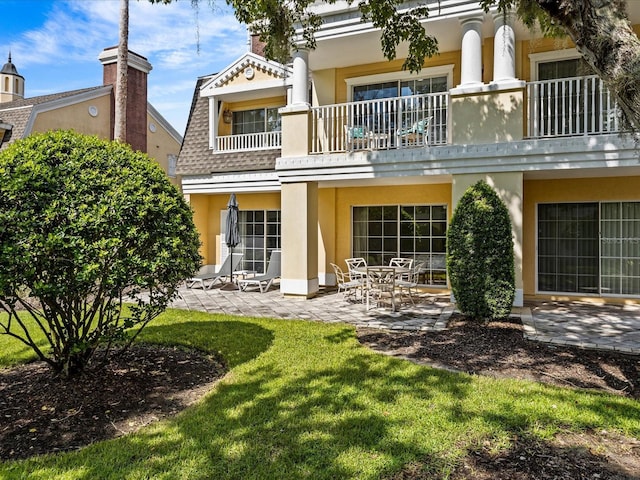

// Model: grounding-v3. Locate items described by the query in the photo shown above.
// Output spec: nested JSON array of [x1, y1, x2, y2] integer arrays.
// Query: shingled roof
[[177, 76, 280, 176]]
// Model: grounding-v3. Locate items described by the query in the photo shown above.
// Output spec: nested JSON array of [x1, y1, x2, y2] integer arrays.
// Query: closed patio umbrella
[[225, 193, 240, 250], [224, 193, 241, 289]]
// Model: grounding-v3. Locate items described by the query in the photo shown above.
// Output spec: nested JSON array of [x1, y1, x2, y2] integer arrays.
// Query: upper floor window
[[538, 58, 593, 81], [530, 49, 593, 81], [232, 107, 281, 134], [353, 76, 448, 102], [346, 65, 454, 102]]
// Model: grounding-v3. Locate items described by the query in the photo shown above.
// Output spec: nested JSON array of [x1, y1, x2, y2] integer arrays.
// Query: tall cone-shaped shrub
[[447, 180, 515, 320]]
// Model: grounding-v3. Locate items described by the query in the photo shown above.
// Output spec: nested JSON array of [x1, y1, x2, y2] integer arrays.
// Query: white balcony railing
[[310, 92, 449, 154], [527, 75, 620, 138], [215, 131, 281, 152]]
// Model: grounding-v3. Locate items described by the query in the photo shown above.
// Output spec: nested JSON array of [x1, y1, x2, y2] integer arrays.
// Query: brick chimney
[[250, 34, 266, 57], [98, 47, 152, 153]]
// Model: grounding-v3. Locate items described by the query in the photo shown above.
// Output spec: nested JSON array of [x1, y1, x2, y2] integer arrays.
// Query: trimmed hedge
[[446, 180, 515, 320]]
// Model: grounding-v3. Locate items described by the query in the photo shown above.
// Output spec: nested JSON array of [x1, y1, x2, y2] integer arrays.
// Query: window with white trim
[[232, 107, 281, 134]]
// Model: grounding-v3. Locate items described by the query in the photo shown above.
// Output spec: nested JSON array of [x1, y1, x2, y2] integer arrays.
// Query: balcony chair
[[397, 117, 431, 148], [238, 250, 281, 293], [186, 253, 243, 289], [344, 125, 370, 151]]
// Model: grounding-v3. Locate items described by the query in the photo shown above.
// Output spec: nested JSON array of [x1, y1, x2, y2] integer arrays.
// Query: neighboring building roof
[[0, 85, 183, 150], [177, 76, 280, 176], [0, 86, 109, 151]]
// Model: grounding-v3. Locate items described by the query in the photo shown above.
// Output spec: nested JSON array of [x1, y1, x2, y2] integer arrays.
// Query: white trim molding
[[345, 65, 455, 101], [181, 171, 281, 194], [529, 48, 580, 81]]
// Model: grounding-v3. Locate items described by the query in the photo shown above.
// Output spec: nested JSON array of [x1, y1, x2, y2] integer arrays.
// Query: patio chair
[[396, 261, 425, 306], [186, 253, 243, 289], [238, 250, 281, 293], [344, 125, 370, 151], [397, 117, 431, 148], [366, 266, 400, 312], [345, 257, 367, 283], [389, 257, 414, 281], [330, 262, 362, 301]]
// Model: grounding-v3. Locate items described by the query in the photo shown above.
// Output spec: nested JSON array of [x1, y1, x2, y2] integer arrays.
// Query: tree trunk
[[534, 0, 640, 132], [115, 0, 129, 142]]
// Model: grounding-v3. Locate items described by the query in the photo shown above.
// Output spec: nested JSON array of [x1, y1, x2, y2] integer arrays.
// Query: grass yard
[[1, 308, 639, 479]]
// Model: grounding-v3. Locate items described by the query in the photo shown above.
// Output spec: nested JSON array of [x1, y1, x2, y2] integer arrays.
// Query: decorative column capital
[[491, 8, 517, 28]]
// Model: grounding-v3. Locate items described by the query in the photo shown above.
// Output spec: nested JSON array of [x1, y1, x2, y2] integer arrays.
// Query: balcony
[[527, 75, 620, 138], [212, 76, 620, 156], [310, 92, 449, 154], [215, 131, 282, 152]]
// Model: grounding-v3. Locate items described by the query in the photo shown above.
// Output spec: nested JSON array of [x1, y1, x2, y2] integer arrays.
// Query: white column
[[492, 10, 516, 83], [458, 15, 484, 87], [291, 48, 309, 106], [209, 97, 218, 151]]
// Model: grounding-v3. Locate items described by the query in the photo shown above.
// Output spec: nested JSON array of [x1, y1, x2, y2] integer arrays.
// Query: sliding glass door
[[537, 202, 640, 296]]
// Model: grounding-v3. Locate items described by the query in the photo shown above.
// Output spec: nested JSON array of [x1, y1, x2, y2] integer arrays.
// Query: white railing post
[[527, 75, 619, 139], [309, 91, 449, 154]]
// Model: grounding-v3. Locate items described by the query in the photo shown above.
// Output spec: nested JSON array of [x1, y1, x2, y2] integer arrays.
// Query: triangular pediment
[[201, 52, 292, 95]]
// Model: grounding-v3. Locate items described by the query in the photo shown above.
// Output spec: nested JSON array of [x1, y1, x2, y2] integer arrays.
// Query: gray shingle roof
[[177, 77, 279, 176]]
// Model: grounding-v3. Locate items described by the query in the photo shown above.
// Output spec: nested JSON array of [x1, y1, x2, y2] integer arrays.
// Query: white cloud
[[3, 0, 249, 135]]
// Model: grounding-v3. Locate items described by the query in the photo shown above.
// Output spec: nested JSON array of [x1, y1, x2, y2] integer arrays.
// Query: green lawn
[[1, 309, 639, 479]]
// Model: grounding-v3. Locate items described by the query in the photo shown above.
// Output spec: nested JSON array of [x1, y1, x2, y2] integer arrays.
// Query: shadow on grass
[[138, 319, 275, 369], [385, 431, 640, 479], [6, 317, 640, 480]]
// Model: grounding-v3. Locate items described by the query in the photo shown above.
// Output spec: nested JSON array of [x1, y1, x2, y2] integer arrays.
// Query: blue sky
[[0, 0, 248, 136]]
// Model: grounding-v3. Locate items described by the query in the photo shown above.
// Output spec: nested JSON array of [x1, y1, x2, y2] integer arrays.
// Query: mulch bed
[[1, 315, 639, 479], [359, 315, 640, 479], [0, 344, 226, 460]]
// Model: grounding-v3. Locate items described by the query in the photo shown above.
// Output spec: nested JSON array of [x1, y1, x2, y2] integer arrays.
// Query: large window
[[239, 210, 281, 274], [352, 205, 447, 286], [232, 107, 281, 135], [352, 76, 448, 102], [537, 202, 640, 296], [351, 76, 448, 143]]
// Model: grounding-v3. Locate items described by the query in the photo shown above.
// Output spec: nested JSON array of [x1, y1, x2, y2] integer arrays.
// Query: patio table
[[355, 266, 410, 311]]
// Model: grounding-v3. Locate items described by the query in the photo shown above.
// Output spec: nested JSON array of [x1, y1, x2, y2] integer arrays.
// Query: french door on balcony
[[537, 202, 640, 296], [531, 58, 613, 137], [351, 76, 448, 140]]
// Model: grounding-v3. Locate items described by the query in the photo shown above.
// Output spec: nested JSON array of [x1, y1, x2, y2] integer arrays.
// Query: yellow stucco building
[[178, 2, 640, 306], [0, 48, 182, 185]]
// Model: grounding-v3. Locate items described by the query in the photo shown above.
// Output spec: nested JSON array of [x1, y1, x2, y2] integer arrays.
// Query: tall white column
[[291, 48, 309, 106], [458, 15, 484, 87], [492, 10, 516, 83]]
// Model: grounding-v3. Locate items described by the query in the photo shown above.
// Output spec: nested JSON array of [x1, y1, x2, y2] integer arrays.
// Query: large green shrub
[[446, 180, 515, 320], [0, 131, 201, 378]]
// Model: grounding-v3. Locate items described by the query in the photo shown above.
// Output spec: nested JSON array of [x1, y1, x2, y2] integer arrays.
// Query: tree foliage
[[160, 0, 639, 131], [446, 180, 515, 320], [0, 131, 202, 378]]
